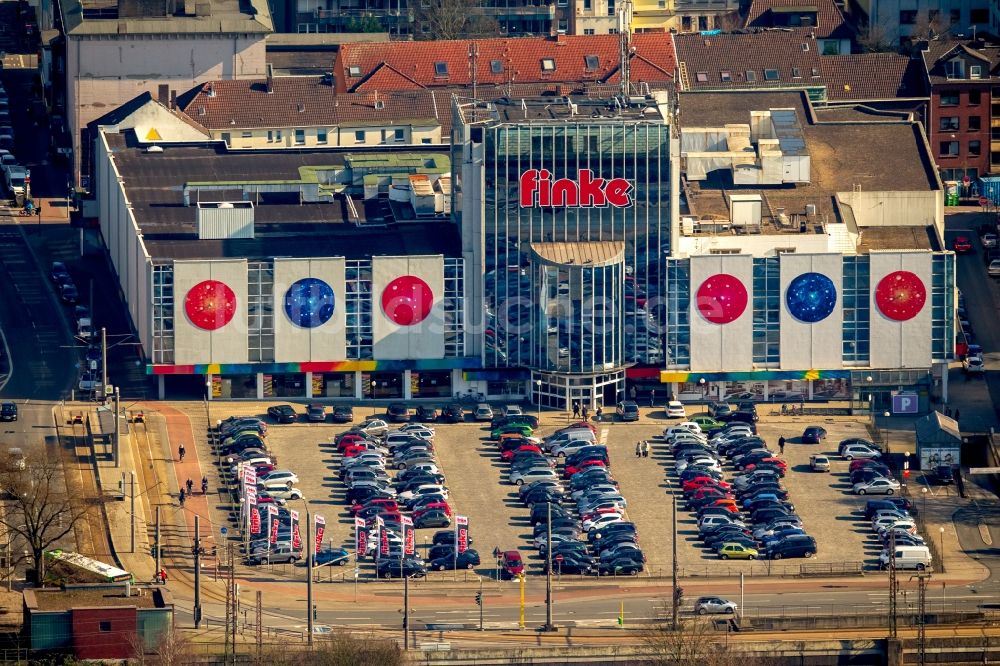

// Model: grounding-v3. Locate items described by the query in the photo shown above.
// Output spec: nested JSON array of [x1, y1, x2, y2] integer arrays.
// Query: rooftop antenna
[[521, 98, 528, 118], [618, 0, 633, 97], [468, 42, 480, 99]]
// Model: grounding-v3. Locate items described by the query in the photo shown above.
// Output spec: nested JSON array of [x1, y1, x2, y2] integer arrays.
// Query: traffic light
[[475, 592, 482, 606]]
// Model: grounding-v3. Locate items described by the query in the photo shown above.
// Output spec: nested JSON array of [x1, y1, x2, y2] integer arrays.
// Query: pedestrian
[[650, 389, 656, 408], [630, 386, 637, 401], [945, 407, 952, 417], [178, 444, 186, 462], [186, 478, 193, 494], [642, 441, 649, 458], [582, 405, 589, 421], [201, 476, 208, 494], [635, 442, 642, 458], [573, 402, 580, 419], [799, 400, 805, 414], [157, 568, 167, 584], [179, 488, 186, 507], [596, 406, 603, 422], [778, 436, 785, 454]]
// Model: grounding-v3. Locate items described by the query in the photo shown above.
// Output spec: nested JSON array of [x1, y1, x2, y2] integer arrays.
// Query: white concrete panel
[[372, 256, 445, 360], [779, 253, 843, 370], [173, 260, 248, 365], [689, 254, 754, 372], [310, 258, 347, 361], [869, 252, 933, 369], [273, 259, 312, 363]]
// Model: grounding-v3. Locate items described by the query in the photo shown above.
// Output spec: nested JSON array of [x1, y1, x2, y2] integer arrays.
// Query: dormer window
[[720, 70, 732, 82], [944, 59, 966, 79], [348, 65, 362, 77], [490, 59, 504, 74], [764, 69, 780, 81], [434, 62, 449, 77], [791, 67, 801, 78], [971, 65, 983, 79], [541, 58, 556, 72], [746, 70, 757, 82], [696, 71, 708, 82]]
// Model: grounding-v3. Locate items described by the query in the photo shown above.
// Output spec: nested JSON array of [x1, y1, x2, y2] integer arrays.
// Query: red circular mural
[[381, 275, 434, 326], [696, 273, 749, 325], [185, 280, 237, 330], [874, 270, 926, 321]]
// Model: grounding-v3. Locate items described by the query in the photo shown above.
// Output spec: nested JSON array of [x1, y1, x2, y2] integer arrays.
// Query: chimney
[[266, 64, 274, 94], [169, 89, 177, 109], [206, 83, 215, 98], [157, 84, 169, 106]]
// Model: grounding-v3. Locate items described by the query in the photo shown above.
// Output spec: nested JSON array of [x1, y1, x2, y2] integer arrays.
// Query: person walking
[[186, 478, 194, 494], [635, 442, 642, 458], [157, 569, 167, 584], [582, 405, 589, 421], [201, 476, 209, 494], [596, 406, 603, 422], [650, 389, 656, 408], [778, 436, 786, 455], [629, 386, 637, 401], [641, 441, 650, 458], [572, 402, 580, 419], [179, 488, 186, 507], [178, 444, 186, 462]]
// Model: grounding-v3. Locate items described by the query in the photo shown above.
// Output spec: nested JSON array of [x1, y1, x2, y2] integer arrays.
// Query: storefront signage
[[891, 392, 918, 414], [519, 169, 633, 208]]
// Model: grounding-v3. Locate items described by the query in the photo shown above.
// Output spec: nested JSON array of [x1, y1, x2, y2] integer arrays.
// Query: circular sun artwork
[[696, 273, 748, 325], [785, 272, 837, 323], [284, 278, 335, 328], [184, 280, 237, 330], [381, 275, 433, 326], [874, 270, 926, 322]]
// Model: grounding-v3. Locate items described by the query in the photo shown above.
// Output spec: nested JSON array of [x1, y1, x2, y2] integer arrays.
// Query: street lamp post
[[535, 379, 542, 420], [922, 487, 928, 518], [883, 412, 891, 454], [939, 527, 945, 572]]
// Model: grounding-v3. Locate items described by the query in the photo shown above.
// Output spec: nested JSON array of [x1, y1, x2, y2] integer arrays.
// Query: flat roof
[[27, 587, 167, 611], [459, 93, 669, 126], [858, 227, 937, 253], [63, 0, 273, 36], [105, 132, 461, 260]]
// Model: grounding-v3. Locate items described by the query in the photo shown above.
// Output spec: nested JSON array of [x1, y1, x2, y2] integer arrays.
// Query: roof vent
[[145, 145, 164, 153], [297, 103, 305, 113], [206, 83, 215, 97], [197, 106, 206, 116], [266, 63, 274, 94], [375, 100, 385, 110]]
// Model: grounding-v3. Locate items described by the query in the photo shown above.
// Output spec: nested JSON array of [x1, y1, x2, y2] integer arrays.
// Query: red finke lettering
[[519, 169, 633, 208]]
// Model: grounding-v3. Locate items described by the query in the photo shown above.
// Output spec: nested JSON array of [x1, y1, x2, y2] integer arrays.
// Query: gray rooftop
[[63, 0, 273, 36], [458, 94, 670, 125]]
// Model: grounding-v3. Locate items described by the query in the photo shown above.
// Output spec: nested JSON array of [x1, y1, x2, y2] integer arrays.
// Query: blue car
[[314, 547, 351, 567], [759, 528, 806, 549]]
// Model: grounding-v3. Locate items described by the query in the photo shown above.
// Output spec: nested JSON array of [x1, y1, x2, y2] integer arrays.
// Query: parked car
[[474, 404, 494, 421], [717, 542, 758, 560], [314, 548, 351, 566], [331, 405, 354, 423], [499, 550, 524, 579], [267, 404, 297, 423], [665, 401, 686, 418], [0, 402, 17, 422], [809, 455, 830, 472], [842, 444, 882, 461], [306, 403, 326, 422], [430, 549, 480, 570], [931, 465, 955, 484], [801, 426, 827, 444], [854, 478, 901, 495], [387, 403, 410, 423], [953, 236, 973, 253], [695, 596, 738, 615], [439, 403, 465, 423], [765, 536, 817, 559], [616, 401, 640, 422], [377, 557, 427, 579]]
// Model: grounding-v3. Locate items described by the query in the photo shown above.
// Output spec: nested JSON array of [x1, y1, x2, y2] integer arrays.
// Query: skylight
[[348, 65, 362, 77], [541, 58, 556, 72], [696, 71, 708, 82], [720, 70, 732, 82], [764, 69, 780, 81], [585, 55, 600, 71], [434, 61, 449, 76], [746, 70, 757, 82], [490, 59, 504, 74]]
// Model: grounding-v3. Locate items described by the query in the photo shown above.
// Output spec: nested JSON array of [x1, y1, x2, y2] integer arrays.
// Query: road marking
[[599, 428, 609, 445], [0, 316, 11, 392]]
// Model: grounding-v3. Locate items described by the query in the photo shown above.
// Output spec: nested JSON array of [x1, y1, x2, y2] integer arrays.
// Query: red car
[[500, 551, 524, 579], [342, 443, 372, 457], [953, 236, 973, 253], [682, 477, 731, 493], [501, 444, 541, 462], [413, 502, 452, 519], [564, 459, 607, 477], [691, 486, 732, 501], [337, 434, 366, 451], [350, 498, 399, 515], [744, 458, 787, 473], [580, 507, 623, 522], [849, 458, 887, 473]]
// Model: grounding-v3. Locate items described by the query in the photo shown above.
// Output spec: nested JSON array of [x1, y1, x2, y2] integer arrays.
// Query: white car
[[342, 453, 386, 469], [982, 232, 997, 248], [551, 441, 607, 458], [509, 467, 558, 486], [399, 423, 435, 436], [664, 425, 705, 439], [665, 401, 686, 418], [398, 484, 449, 502], [675, 457, 721, 474], [228, 455, 273, 472], [358, 419, 389, 436], [964, 355, 985, 374], [583, 512, 625, 533], [259, 470, 299, 488], [474, 404, 494, 421], [877, 519, 917, 536], [674, 421, 704, 435], [259, 484, 303, 501], [364, 530, 402, 557]]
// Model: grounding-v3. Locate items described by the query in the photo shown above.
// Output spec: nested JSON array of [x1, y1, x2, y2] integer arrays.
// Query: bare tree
[[0, 451, 97, 584], [857, 18, 898, 53], [413, 0, 502, 40], [126, 624, 194, 665], [906, 11, 950, 51], [643, 600, 784, 665], [261, 632, 404, 666], [715, 11, 742, 32]]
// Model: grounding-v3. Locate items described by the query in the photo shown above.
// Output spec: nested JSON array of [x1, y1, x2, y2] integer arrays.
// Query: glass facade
[[345, 259, 373, 360], [151, 264, 174, 365], [480, 120, 672, 371], [842, 256, 871, 365], [752, 257, 781, 365], [931, 253, 955, 362], [247, 261, 275, 363], [664, 259, 690, 368]]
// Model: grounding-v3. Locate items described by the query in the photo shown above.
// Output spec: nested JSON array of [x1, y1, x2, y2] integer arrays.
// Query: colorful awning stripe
[[148, 358, 481, 375], [659, 369, 853, 383]]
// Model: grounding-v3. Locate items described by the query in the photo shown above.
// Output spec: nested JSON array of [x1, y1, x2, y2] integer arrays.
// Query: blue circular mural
[[284, 278, 335, 328], [785, 272, 837, 323]]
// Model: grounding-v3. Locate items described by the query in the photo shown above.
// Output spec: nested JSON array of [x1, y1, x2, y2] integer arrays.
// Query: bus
[[45, 549, 133, 583]]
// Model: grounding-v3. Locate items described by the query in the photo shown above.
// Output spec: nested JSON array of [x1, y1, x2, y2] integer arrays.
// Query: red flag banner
[[355, 517, 366, 554], [250, 507, 261, 534], [315, 514, 326, 555], [404, 526, 415, 556], [267, 505, 278, 545], [290, 510, 301, 551], [456, 515, 469, 554], [380, 528, 390, 557]]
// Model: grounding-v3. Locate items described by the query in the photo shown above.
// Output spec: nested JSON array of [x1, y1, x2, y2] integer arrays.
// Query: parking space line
[[598, 428, 609, 445]]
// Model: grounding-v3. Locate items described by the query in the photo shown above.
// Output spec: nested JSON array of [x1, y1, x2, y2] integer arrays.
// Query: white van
[[879, 545, 931, 571], [543, 428, 596, 452]]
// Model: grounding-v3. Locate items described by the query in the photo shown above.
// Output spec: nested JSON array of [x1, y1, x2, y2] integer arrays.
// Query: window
[[348, 65, 361, 77], [490, 59, 504, 74], [247, 261, 275, 362], [971, 65, 983, 79], [720, 70, 732, 82], [822, 41, 840, 55], [944, 60, 965, 79], [899, 10, 916, 24], [801, 42, 809, 51], [811, 67, 820, 77], [607, 0, 615, 16], [745, 70, 757, 82], [541, 58, 556, 72], [421, 138, 432, 144], [695, 71, 708, 82], [583, 28, 595, 34], [791, 67, 801, 78], [434, 61, 448, 77], [658, 0, 665, 6], [394, 128, 405, 142], [939, 116, 960, 131], [752, 257, 780, 365], [940, 141, 960, 156], [939, 92, 959, 106], [267, 130, 274, 143], [970, 140, 982, 156], [558, 18, 568, 32], [583, 0, 591, 8], [240, 131, 252, 139], [969, 90, 981, 104], [294, 129, 305, 145], [557, 0, 567, 5], [585, 55, 600, 70], [764, 69, 779, 81], [354, 130, 365, 143], [842, 256, 870, 363], [317, 128, 328, 144], [972, 8, 989, 23], [99, 622, 112, 632], [151, 265, 174, 364], [931, 254, 955, 361], [969, 116, 982, 131], [274, 130, 282, 141]]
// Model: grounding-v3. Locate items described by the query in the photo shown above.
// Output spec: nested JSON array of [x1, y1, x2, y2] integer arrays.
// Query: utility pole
[[518, 573, 525, 629], [100, 327, 107, 397], [154, 507, 161, 574], [403, 563, 410, 649], [224, 543, 233, 659], [255, 590, 263, 665], [194, 515, 202, 629], [113, 386, 120, 467], [129, 471, 136, 552], [306, 510, 314, 645], [671, 492, 679, 631], [543, 501, 554, 631], [888, 531, 898, 639], [915, 573, 929, 666], [478, 576, 484, 631]]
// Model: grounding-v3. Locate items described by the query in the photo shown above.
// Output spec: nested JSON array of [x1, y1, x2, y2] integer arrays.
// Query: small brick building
[[24, 584, 174, 660]]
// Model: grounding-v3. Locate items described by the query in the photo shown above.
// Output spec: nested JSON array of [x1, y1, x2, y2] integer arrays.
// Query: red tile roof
[[334, 33, 675, 93], [744, 0, 853, 40], [821, 52, 927, 101], [673, 29, 823, 90]]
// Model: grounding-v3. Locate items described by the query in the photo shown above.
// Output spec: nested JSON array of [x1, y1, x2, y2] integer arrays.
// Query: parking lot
[[198, 402, 930, 578]]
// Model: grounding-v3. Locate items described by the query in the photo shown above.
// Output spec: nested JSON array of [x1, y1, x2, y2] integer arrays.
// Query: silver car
[[509, 467, 558, 486], [474, 403, 494, 421], [853, 478, 901, 495], [695, 596, 738, 615]]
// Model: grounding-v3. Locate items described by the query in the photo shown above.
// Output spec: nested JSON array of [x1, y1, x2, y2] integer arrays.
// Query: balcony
[[673, 0, 738, 9]]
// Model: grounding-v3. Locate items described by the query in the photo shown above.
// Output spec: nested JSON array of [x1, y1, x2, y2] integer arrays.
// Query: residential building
[[265, 32, 389, 77], [856, 0, 989, 48], [176, 77, 449, 149], [24, 585, 174, 660], [920, 39, 1000, 184], [743, 0, 854, 55], [61, 0, 273, 187], [572, 0, 617, 35], [332, 33, 676, 94]]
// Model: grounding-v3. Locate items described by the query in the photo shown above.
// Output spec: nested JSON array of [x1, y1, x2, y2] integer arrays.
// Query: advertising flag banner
[[456, 515, 469, 554], [401, 515, 414, 556], [250, 507, 261, 534], [355, 517, 367, 555], [290, 510, 301, 551], [380, 529, 390, 557], [242, 466, 257, 486], [267, 504, 278, 545], [270, 513, 280, 545], [315, 514, 326, 555], [244, 485, 257, 506]]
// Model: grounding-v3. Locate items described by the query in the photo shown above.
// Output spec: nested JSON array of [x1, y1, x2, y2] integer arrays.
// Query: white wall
[[272, 258, 347, 362], [869, 251, 933, 369], [372, 255, 445, 360], [675, 232, 833, 257], [779, 253, 843, 370], [689, 254, 754, 371], [173, 260, 249, 365], [104, 98, 211, 143]]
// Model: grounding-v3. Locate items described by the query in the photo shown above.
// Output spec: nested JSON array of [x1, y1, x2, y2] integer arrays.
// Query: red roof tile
[[821, 52, 927, 101], [673, 29, 823, 90], [353, 63, 425, 92], [744, 0, 853, 40], [335, 34, 675, 93]]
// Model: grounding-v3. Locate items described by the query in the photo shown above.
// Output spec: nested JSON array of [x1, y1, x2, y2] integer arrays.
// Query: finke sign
[[519, 169, 633, 208]]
